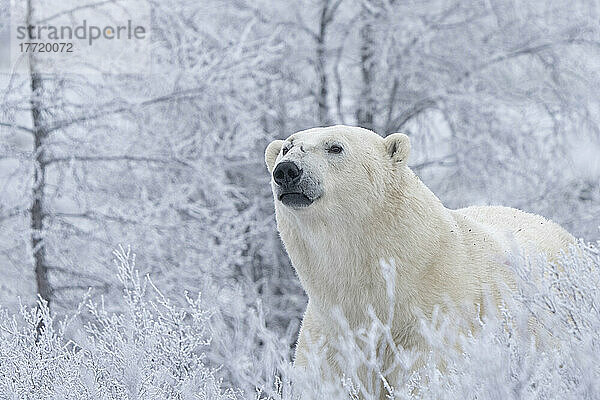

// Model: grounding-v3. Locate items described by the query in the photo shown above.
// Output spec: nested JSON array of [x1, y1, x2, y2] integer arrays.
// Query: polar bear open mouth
[[278, 192, 313, 208]]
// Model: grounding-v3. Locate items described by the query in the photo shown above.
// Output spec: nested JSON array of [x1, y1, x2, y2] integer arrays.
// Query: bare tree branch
[[0, 206, 26, 222], [33, 0, 120, 24], [45, 86, 209, 133], [411, 154, 457, 171], [53, 283, 110, 292], [44, 155, 194, 168], [387, 38, 600, 132], [50, 211, 180, 230], [47, 265, 108, 283], [387, 98, 438, 134], [323, 0, 344, 25], [0, 122, 33, 133]]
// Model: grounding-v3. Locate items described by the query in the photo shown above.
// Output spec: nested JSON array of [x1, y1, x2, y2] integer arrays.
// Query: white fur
[[265, 125, 574, 383]]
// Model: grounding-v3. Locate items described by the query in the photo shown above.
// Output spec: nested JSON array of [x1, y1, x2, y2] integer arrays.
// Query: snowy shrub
[[224, 240, 600, 400], [406, 241, 600, 399], [0, 246, 239, 400], [0, 242, 598, 399]]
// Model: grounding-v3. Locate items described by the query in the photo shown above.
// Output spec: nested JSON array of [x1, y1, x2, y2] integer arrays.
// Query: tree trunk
[[356, 16, 375, 131], [316, 1, 331, 125], [27, 0, 51, 310]]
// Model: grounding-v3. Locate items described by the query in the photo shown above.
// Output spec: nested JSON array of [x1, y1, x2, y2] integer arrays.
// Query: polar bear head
[[265, 125, 410, 219]]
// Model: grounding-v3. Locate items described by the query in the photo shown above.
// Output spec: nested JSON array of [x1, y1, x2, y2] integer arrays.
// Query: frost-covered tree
[[0, 0, 283, 309]]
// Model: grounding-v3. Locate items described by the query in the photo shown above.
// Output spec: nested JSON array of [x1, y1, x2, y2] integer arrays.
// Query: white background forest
[[0, 0, 599, 398]]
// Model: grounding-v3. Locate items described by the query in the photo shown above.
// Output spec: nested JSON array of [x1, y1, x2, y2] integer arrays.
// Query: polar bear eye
[[327, 145, 343, 154], [282, 146, 290, 156]]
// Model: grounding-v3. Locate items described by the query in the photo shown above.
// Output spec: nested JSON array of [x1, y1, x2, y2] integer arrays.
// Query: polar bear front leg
[[294, 302, 342, 373], [294, 301, 321, 367], [295, 302, 358, 381]]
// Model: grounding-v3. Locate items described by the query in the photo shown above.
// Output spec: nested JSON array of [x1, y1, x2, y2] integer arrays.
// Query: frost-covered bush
[[219, 241, 600, 400], [407, 241, 600, 400], [0, 246, 239, 400], [0, 242, 598, 399]]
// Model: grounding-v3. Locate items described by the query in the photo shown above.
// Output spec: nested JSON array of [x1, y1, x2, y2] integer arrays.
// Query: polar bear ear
[[384, 133, 410, 165], [265, 139, 285, 173]]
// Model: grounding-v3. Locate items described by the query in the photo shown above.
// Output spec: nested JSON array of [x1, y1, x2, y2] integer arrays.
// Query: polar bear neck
[[276, 167, 460, 324]]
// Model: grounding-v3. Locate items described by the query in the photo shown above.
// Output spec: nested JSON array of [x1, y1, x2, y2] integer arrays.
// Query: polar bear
[[265, 125, 574, 388]]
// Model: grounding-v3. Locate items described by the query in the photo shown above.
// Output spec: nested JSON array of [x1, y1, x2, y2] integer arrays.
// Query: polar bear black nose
[[273, 161, 302, 186]]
